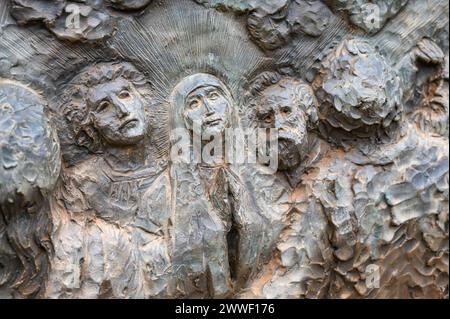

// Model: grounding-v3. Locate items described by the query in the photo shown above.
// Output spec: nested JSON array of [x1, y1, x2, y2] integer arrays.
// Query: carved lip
[[120, 119, 139, 130], [276, 135, 295, 145], [278, 137, 295, 148], [204, 117, 222, 127]]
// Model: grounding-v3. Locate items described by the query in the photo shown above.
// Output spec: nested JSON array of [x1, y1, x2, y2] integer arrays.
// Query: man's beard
[[276, 129, 307, 171], [201, 118, 228, 140], [277, 137, 302, 171]]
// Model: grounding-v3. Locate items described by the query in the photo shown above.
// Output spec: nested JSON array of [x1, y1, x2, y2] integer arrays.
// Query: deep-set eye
[[260, 113, 273, 123], [119, 90, 131, 99], [281, 107, 292, 115], [208, 91, 220, 101], [189, 99, 200, 109], [97, 101, 111, 113]]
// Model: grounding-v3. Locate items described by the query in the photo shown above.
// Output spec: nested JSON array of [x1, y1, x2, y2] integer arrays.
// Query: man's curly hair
[[246, 72, 319, 130], [55, 61, 153, 165]]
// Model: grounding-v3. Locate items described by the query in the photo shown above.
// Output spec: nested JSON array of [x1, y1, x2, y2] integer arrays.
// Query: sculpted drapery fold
[[0, 0, 448, 299]]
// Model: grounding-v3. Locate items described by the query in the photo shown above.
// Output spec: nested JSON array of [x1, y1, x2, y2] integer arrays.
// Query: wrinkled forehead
[[186, 84, 225, 100], [88, 77, 132, 103], [258, 87, 299, 112]]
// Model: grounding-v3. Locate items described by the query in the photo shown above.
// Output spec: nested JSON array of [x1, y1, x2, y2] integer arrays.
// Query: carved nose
[[274, 116, 285, 129], [112, 95, 130, 118], [204, 100, 215, 113]]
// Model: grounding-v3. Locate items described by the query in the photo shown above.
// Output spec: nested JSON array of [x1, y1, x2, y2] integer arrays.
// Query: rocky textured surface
[[0, 0, 448, 299], [325, 0, 409, 34], [314, 38, 402, 142], [0, 80, 61, 298], [9, 0, 153, 42], [247, 0, 333, 50]]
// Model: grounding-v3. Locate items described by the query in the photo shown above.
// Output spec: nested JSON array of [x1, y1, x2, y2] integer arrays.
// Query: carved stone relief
[[0, 0, 448, 299], [9, 0, 153, 42]]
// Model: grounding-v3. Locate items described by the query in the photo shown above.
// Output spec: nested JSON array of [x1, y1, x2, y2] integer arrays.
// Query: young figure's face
[[88, 77, 147, 146], [183, 85, 231, 138], [257, 85, 308, 170]]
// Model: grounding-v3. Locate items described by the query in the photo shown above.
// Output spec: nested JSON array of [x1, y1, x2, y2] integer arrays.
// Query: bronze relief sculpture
[[46, 61, 172, 298], [0, 0, 448, 299]]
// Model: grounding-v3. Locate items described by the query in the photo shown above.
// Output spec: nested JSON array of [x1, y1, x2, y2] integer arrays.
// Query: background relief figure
[[0, 0, 448, 300], [47, 62, 172, 298], [0, 80, 61, 299]]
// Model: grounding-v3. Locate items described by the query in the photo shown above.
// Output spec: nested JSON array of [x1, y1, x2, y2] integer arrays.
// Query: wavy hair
[[56, 62, 153, 165], [246, 73, 319, 130]]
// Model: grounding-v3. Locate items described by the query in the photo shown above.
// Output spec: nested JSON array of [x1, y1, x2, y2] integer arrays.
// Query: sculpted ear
[[79, 124, 103, 153], [76, 127, 94, 150], [70, 110, 102, 153]]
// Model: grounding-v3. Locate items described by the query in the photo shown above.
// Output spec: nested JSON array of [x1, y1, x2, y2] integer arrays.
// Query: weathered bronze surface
[[0, 0, 448, 299]]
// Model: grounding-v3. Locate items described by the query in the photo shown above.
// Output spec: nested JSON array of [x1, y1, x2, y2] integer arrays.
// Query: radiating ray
[[0, 0, 11, 28], [274, 0, 449, 76], [275, 14, 354, 76], [110, 0, 271, 104], [0, 25, 113, 92], [372, 0, 449, 63]]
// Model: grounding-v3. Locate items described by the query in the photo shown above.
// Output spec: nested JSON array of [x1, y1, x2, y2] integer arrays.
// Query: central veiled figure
[[169, 73, 267, 298], [179, 74, 233, 139]]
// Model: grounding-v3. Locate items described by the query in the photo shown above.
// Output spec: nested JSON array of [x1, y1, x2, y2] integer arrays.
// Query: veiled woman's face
[[88, 77, 147, 146], [183, 85, 231, 137]]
